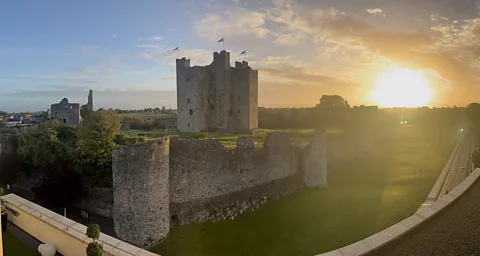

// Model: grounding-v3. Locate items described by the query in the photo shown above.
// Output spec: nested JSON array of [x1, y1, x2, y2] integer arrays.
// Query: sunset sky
[[1, 0, 480, 111]]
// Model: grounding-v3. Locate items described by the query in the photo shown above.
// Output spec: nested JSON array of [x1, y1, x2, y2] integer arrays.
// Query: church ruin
[[176, 50, 259, 133], [50, 90, 93, 126]]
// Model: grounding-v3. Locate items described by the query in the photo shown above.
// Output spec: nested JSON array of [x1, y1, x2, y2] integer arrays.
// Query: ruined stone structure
[[80, 90, 94, 118], [176, 51, 258, 133], [112, 131, 327, 248], [51, 90, 93, 126]]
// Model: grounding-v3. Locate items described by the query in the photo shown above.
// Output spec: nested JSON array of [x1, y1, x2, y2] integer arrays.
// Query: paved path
[[6, 222, 62, 256], [438, 131, 477, 198], [370, 177, 480, 256]]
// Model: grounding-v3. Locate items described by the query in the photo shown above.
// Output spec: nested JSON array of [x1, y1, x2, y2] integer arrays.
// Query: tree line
[[0, 109, 146, 209]]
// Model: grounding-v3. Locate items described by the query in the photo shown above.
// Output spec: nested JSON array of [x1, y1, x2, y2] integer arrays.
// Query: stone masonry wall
[[112, 131, 327, 247], [169, 132, 301, 225], [303, 129, 328, 188], [74, 187, 113, 218], [112, 138, 170, 248]]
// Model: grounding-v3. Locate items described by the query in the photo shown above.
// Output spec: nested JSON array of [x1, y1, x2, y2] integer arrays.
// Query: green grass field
[[150, 125, 458, 256], [3, 232, 37, 256], [120, 128, 341, 148], [118, 112, 176, 122]]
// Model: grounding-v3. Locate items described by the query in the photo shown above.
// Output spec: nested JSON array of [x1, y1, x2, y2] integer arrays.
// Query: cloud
[[112, 34, 117, 37], [366, 8, 386, 17], [194, 11, 270, 43], [150, 36, 164, 40], [137, 45, 162, 48]]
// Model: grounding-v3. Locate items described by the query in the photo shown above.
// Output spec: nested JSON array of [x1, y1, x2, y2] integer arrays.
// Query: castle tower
[[175, 51, 258, 133], [112, 138, 171, 248], [208, 50, 232, 131], [87, 90, 93, 111]]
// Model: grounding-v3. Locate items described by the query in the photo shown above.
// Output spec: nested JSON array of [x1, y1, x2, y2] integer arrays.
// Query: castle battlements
[[175, 50, 259, 133]]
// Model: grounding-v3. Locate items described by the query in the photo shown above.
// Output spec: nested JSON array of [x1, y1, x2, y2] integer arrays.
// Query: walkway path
[[6, 222, 63, 256], [370, 177, 480, 256]]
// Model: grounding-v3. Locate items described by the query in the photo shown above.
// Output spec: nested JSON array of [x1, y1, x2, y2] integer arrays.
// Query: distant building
[[120, 121, 131, 130], [7, 117, 22, 125], [50, 90, 93, 126], [50, 98, 81, 126], [163, 117, 178, 131]]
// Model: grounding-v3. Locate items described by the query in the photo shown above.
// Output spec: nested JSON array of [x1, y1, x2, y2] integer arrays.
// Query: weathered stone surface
[[302, 129, 328, 188], [176, 51, 258, 133], [112, 138, 170, 248], [112, 131, 328, 247], [168, 134, 300, 224], [74, 187, 113, 218]]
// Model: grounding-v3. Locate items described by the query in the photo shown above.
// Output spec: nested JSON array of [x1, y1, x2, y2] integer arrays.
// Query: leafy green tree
[[39, 119, 63, 131], [17, 129, 71, 172], [75, 110, 120, 173], [86, 242, 103, 256], [87, 224, 101, 242]]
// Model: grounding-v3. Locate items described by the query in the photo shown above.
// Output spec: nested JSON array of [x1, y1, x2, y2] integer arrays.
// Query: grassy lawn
[[150, 125, 457, 256], [119, 112, 176, 120], [3, 232, 37, 256], [120, 128, 340, 148]]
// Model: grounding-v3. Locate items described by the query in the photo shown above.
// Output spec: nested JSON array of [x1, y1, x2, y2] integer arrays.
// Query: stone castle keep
[[112, 131, 327, 248], [176, 50, 258, 133]]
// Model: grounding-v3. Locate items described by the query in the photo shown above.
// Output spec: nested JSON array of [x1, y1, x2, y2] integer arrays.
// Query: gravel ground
[[370, 178, 480, 256]]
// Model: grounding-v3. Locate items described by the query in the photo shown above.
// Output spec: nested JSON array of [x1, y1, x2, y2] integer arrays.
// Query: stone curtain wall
[[112, 138, 170, 248], [169, 132, 300, 225], [302, 129, 328, 188], [112, 131, 328, 248], [74, 187, 113, 218]]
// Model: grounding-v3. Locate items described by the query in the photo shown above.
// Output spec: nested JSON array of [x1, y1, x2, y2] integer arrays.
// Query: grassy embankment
[[149, 125, 458, 256], [3, 231, 37, 256]]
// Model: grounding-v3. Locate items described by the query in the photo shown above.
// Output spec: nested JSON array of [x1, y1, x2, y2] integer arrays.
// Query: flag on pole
[[240, 51, 246, 54], [173, 47, 179, 51], [218, 38, 224, 43]]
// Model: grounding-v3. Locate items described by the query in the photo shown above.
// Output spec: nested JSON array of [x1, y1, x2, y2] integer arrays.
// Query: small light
[[400, 121, 403, 124], [405, 121, 408, 124], [461, 128, 464, 132]]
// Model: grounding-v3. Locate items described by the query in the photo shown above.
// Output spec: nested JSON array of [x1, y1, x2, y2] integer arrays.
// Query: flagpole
[[223, 40, 225, 50], [244, 52, 247, 61]]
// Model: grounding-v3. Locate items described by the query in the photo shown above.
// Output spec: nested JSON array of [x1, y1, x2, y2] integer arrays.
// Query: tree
[[315, 95, 351, 129], [86, 242, 103, 256], [39, 119, 63, 131], [17, 129, 72, 172], [75, 110, 120, 176], [87, 224, 101, 242], [86, 224, 103, 256]]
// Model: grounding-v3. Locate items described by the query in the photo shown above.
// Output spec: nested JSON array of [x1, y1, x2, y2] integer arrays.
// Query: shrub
[[86, 242, 103, 256], [86, 224, 101, 242]]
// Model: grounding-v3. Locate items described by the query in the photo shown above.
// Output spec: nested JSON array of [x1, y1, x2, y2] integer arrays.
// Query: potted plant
[[86, 224, 103, 256], [0, 187, 7, 232]]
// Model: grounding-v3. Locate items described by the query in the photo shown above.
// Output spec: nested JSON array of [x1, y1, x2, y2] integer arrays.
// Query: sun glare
[[371, 68, 433, 108]]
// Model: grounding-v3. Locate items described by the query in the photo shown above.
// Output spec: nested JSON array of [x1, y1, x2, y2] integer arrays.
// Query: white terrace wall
[[1, 193, 159, 256]]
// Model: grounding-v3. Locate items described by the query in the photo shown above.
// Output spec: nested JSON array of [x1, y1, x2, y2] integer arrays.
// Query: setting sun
[[371, 68, 433, 108]]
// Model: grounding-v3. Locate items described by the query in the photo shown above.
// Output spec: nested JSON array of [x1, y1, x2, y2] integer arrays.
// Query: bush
[[86, 242, 103, 256], [86, 224, 101, 241]]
